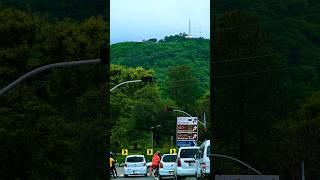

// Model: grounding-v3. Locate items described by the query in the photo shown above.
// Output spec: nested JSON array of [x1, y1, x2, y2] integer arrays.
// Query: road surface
[[110, 166, 197, 179]]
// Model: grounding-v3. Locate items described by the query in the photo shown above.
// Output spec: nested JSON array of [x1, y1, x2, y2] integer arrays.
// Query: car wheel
[[124, 174, 128, 178], [159, 176, 162, 180]]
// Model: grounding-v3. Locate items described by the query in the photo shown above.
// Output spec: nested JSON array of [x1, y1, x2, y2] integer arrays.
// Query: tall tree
[[166, 65, 201, 113]]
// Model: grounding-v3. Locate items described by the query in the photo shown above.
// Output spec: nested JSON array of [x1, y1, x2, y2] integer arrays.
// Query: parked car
[[124, 155, 147, 177], [159, 154, 177, 179], [174, 146, 200, 179], [195, 140, 211, 179]]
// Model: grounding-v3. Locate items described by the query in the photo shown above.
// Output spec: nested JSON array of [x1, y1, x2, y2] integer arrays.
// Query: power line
[[214, 63, 320, 80], [216, 12, 320, 32], [217, 0, 306, 15], [214, 46, 320, 64]]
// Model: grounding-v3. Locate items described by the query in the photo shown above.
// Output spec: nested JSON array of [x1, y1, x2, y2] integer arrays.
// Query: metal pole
[[0, 59, 100, 96], [173, 109, 192, 117], [204, 112, 206, 131], [110, 80, 142, 92], [171, 135, 173, 149], [204, 112, 206, 140], [213, 154, 262, 175], [151, 129, 154, 150]]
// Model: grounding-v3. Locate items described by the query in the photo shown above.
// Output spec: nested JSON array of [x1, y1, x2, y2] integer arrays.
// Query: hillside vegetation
[[111, 36, 210, 96]]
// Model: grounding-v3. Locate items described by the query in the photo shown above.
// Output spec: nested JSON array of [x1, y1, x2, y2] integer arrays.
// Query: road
[[110, 166, 197, 180]]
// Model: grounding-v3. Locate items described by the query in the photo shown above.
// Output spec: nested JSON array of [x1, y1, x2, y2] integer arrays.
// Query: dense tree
[[0, 7, 108, 179], [111, 37, 210, 96], [165, 65, 201, 112]]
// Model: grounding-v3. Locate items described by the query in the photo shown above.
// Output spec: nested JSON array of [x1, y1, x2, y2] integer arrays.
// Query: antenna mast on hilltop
[[186, 18, 192, 39]]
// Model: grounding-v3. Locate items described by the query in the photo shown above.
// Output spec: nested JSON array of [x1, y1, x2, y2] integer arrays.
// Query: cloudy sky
[[111, 0, 210, 44]]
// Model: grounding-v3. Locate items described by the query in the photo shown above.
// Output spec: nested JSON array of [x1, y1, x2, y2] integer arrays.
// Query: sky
[[110, 0, 210, 44]]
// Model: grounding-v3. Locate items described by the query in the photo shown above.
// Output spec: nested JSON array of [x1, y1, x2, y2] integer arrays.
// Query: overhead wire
[[216, 12, 320, 32], [216, 0, 307, 15]]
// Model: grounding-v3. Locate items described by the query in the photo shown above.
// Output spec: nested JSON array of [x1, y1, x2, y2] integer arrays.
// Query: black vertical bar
[[211, 0, 217, 179], [106, 0, 111, 179]]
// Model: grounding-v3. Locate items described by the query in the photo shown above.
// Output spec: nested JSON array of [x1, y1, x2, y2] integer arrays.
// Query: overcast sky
[[111, 0, 210, 44]]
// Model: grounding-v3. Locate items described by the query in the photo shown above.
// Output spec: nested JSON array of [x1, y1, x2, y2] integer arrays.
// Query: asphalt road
[[110, 166, 196, 180]]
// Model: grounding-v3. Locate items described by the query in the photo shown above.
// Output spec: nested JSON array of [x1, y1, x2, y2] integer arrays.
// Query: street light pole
[[110, 80, 142, 92], [173, 109, 192, 117], [109, 76, 155, 92], [213, 153, 262, 175], [0, 59, 100, 96], [172, 109, 206, 130]]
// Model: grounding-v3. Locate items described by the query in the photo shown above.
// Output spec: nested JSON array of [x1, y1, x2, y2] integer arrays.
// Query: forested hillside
[[213, 0, 320, 179], [110, 37, 210, 96]]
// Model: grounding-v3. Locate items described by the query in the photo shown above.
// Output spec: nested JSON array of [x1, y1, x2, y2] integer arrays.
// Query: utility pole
[[150, 125, 160, 150], [150, 129, 153, 150], [204, 112, 207, 140]]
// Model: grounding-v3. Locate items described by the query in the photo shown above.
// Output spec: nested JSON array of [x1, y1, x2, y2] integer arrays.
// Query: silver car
[[159, 154, 177, 179]]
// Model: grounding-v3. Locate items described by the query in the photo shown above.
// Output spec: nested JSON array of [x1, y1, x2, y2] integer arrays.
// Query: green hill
[[110, 37, 210, 96]]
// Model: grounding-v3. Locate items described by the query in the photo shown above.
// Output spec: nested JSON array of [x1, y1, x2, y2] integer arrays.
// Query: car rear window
[[126, 157, 144, 162], [180, 149, 198, 158], [162, 155, 177, 162]]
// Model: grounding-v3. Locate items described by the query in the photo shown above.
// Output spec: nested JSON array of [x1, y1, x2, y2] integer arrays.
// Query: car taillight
[[124, 163, 127, 167], [160, 163, 163, 168], [177, 159, 181, 167]]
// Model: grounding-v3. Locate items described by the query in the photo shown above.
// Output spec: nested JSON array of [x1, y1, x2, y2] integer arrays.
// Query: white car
[[146, 161, 152, 171], [195, 140, 211, 179], [124, 155, 147, 177], [174, 146, 199, 179], [159, 154, 177, 179]]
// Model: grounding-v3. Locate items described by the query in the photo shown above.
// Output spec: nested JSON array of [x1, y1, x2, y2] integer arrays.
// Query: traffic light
[[141, 76, 156, 83], [164, 107, 174, 112]]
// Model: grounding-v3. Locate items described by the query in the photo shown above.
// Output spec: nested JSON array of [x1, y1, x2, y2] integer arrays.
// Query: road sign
[[176, 117, 198, 147], [170, 149, 177, 154], [176, 133, 198, 141], [147, 149, 153, 155], [122, 149, 128, 155], [176, 125, 198, 133], [177, 117, 197, 125], [176, 141, 197, 147]]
